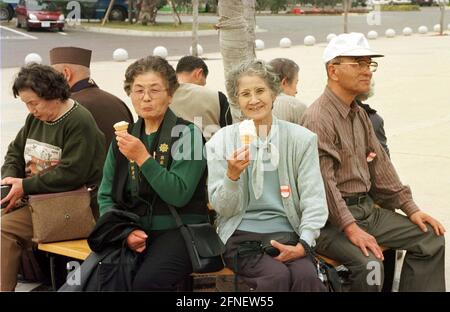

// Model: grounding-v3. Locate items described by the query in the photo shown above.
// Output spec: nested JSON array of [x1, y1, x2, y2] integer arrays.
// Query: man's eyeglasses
[[131, 88, 167, 99], [333, 60, 378, 72]]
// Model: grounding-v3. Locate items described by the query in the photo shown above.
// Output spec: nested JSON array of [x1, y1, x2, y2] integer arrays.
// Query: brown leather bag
[[29, 187, 95, 243]]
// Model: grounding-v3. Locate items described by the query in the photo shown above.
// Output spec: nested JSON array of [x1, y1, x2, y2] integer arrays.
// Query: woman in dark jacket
[[96, 56, 208, 291]]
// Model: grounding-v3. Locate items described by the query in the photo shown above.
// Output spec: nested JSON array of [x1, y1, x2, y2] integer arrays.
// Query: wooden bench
[[37, 239, 234, 291], [38, 239, 388, 291]]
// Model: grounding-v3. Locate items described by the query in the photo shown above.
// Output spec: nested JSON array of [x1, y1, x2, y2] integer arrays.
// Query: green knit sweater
[[1, 102, 106, 194], [98, 123, 207, 231]]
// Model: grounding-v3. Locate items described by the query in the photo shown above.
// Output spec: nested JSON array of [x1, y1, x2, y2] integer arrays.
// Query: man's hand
[[344, 223, 384, 260], [0, 177, 24, 213], [126, 230, 148, 253], [226, 146, 250, 181], [410, 211, 446, 236], [115, 131, 150, 166], [271, 240, 306, 263]]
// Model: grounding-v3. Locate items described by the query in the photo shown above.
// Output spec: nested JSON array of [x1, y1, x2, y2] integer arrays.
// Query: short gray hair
[[226, 59, 280, 104]]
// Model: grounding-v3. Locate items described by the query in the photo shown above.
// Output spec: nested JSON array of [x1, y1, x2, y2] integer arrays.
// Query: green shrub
[[380, 5, 420, 11]]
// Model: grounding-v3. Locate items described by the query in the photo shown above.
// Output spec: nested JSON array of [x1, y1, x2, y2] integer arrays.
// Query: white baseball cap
[[323, 32, 384, 63]]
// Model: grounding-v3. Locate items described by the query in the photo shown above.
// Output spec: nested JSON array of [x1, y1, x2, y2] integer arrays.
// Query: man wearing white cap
[[301, 33, 445, 291]]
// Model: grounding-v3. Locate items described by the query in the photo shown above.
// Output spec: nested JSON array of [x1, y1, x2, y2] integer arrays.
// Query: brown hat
[[49, 47, 92, 68]]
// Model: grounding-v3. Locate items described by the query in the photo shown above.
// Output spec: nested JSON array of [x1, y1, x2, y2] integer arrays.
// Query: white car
[[392, 0, 412, 4], [369, 0, 393, 5]]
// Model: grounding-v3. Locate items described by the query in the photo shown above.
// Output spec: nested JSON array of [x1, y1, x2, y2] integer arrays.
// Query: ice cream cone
[[113, 121, 133, 163], [240, 134, 253, 146], [239, 119, 257, 146], [113, 121, 129, 132]]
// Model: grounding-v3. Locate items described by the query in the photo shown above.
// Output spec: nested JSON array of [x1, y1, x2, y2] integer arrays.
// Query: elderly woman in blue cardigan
[[206, 60, 328, 292]]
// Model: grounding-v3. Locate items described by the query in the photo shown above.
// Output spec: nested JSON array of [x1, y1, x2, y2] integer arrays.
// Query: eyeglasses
[[333, 60, 378, 72], [131, 87, 167, 99]]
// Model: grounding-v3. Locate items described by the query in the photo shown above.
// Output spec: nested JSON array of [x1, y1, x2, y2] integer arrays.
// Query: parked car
[[54, 0, 129, 21], [0, 0, 18, 21], [392, 0, 412, 4], [15, 0, 64, 31]]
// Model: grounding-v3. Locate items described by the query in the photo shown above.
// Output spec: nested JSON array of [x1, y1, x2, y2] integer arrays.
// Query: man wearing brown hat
[[50, 46, 133, 148]]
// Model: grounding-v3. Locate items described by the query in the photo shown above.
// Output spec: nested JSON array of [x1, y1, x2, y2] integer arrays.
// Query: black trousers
[[132, 228, 192, 291]]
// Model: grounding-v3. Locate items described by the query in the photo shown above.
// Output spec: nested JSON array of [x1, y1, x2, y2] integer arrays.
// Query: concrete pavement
[[1, 33, 450, 291]]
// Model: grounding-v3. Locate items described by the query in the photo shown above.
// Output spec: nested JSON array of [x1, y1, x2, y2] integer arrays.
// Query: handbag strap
[[167, 204, 184, 228]]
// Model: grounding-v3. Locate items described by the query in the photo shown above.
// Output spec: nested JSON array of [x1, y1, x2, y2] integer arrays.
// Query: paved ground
[[1, 7, 448, 67], [2, 33, 450, 291]]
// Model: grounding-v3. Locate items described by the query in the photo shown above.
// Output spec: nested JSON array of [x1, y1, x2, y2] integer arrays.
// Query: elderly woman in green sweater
[[97, 56, 208, 291], [1, 63, 105, 291], [206, 60, 328, 292]]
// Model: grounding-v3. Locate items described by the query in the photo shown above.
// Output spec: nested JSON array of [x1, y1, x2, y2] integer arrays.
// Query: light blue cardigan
[[206, 116, 328, 247]]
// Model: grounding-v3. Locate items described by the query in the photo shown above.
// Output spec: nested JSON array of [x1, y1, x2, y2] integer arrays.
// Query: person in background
[[50, 46, 133, 148], [356, 80, 389, 157], [269, 58, 307, 125], [172, 55, 232, 139]]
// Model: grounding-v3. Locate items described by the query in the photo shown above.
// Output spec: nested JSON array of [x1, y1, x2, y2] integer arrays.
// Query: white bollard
[[402, 27, 413, 36], [448, 24, 450, 30], [113, 48, 129, 62], [326, 33, 337, 43], [385, 29, 396, 38], [279, 37, 292, 48], [189, 44, 204, 56], [433, 24, 441, 32], [24, 53, 42, 65], [367, 30, 378, 40], [418, 26, 428, 34], [153, 46, 168, 59], [304, 35, 316, 46], [255, 39, 265, 50]]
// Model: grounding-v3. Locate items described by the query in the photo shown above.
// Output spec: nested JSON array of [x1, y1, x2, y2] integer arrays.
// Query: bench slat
[[38, 239, 91, 261]]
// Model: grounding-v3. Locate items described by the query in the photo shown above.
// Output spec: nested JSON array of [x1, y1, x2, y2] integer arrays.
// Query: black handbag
[[260, 232, 299, 257], [167, 205, 225, 273]]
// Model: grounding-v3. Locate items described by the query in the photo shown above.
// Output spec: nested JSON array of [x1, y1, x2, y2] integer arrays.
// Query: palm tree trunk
[[343, 0, 350, 33], [192, 0, 199, 56], [217, 0, 256, 122]]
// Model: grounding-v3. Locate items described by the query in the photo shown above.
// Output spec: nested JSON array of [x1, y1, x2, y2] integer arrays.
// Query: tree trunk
[[168, 0, 182, 26], [343, 0, 350, 34], [243, 0, 256, 59], [102, 0, 115, 26], [128, 0, 134, 24], [217, 0, 256, 122], [439, 0, 446, 36], [192, 0, 199, 56], [139, 0, 158, 25]]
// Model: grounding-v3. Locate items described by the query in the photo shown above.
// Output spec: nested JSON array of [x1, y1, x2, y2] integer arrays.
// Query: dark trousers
[[224, 230, 327, 292], [316, 197, 446, 292], [132, 228, 192, 291]]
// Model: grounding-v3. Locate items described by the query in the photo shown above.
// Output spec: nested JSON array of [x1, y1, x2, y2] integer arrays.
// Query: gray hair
[[226, 59, 280, 104], [269, 58, 299, 84]]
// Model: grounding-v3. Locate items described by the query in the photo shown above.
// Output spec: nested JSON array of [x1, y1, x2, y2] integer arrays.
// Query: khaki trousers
[[1, 206, 34, 291], [316, 197, 446, 291]]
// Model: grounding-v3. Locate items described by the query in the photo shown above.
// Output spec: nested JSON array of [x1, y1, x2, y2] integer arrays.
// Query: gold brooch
[[159, 143, 169, 153]]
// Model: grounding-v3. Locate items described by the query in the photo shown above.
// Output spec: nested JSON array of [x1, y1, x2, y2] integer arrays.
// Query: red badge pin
[[367, 152, 377, 162], [280, 185, 291, 198]]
